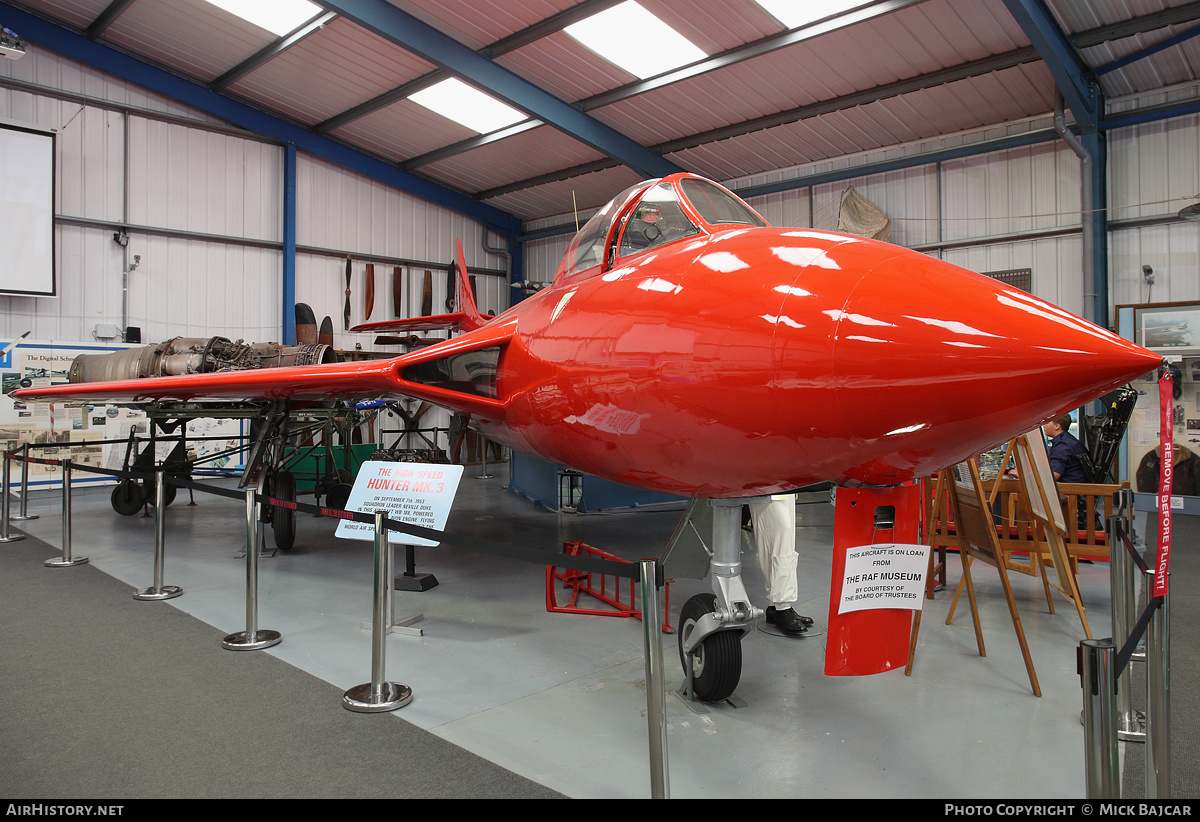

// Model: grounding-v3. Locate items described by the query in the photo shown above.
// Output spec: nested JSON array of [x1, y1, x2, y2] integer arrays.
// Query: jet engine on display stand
[[67, 336, 337, 383]]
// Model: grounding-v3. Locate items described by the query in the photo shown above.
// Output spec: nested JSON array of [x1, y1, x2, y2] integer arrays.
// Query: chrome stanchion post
[[1147, 594, 1171, 798], [45, 460, 87, 567], [476, 436, 493, 479], [640, 559, 670, 799], [1111, 508, 1144, 742], [12, 443, 38, 522], [135, 470, 182, 600], [344, 511, 413, 712], [221, 487, 281, 650], [0, 451, 25, 543], [1081, 638, 1119, 799]]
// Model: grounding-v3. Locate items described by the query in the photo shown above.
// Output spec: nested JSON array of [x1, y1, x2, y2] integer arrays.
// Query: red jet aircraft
[[12, 173, 1161, 701]]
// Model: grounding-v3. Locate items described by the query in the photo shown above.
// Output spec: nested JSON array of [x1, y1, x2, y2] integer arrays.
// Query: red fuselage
[[463, 224, 1158, 497]]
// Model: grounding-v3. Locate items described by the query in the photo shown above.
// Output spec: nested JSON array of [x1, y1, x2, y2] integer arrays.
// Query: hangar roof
[[4, 0, 1200, 231]]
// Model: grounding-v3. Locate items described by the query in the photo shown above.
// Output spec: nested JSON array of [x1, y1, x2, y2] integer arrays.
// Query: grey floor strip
[[0, 532, 565, 799]]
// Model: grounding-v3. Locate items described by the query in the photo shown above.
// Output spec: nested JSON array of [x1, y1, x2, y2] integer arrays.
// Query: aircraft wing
[[10, 323, 514, 422]]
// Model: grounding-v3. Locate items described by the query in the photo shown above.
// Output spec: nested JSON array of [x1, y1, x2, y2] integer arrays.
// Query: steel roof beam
[[1091, 21, 1200, 79], [84, 0, 136, 40], [1003, 0, 1100, 131], [315, 0, 681, 179], [313, 0, 623, 134], [0, 2, 521, 237]]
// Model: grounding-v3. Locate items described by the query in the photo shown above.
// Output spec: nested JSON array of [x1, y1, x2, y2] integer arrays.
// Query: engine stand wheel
[[677, 593, 742, 702], [326, 482, 352, 511], [272, 470, 297, 553], [111, 479, 145, 516], [142, 477, 177, 508]]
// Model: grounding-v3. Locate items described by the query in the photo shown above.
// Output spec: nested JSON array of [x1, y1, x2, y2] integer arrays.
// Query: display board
[[1118, 302, 1199, 503], [0, 119, 55, 297], [0, 339, 244, 488]]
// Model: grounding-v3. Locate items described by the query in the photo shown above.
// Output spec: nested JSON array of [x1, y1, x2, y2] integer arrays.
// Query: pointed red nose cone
[[830, 254, 1161, 484]]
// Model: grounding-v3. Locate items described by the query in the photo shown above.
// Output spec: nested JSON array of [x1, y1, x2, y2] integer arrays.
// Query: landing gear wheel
[[677, 593, 742, 702], [111, 479, 144, 516], [272, 470, 297, 553]]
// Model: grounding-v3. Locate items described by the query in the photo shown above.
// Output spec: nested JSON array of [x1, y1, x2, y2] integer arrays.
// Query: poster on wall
[[0, 339, 245, 489], [1139, 305, 1200, 356]]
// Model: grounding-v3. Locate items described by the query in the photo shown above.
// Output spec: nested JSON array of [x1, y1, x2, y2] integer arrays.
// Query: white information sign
[[837, 543, 930, 614], [335, 462, 464, 547]]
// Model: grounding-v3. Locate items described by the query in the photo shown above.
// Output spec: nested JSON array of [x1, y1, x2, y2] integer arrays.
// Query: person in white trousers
[[748, 495, 812, 637]]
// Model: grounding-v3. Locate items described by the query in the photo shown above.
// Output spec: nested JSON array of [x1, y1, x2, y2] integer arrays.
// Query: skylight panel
[[565, 1, 706, 79], [203, 0, 321, 37], [754, 0, 866, 29], [408, 78, 527, 134]]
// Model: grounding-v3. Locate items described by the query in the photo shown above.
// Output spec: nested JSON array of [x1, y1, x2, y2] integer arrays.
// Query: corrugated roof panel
[[227, 17, 436, 127], [496, 31, 637, 103], [102, 0, 275, 83], [640, 0, 786, 53], [399, 0, 582, 50], [660, 63, 1057, 183], [1046, 0, 1174, 33], [328, 100, 478, 164], [482, 164, 645, 221], [919, 0, 1031, 59], [416, 124, 607, 193], [1082, 28, 1200, 98], [12, 0, 110, 31], [582, 0, 1036, 149]]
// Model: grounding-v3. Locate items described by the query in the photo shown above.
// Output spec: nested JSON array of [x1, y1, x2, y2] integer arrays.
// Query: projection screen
[[0, 120, 56, 296]]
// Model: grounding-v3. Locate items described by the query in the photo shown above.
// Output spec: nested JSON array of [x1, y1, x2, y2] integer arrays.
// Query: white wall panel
[[122, 236, 281, 342], [0, 48, 285, 345], [127, 117, 282, 240], [295, 154, 511, 351], [297, 154, 504, 267], [1110, 223, 1200, 308], [1, 44, 228, 124]]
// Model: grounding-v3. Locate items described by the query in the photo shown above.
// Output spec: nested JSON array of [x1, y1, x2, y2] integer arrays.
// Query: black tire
[[272, 470, 297, 553], [111, 479, 144, 516], [326, 482, 352, 511], [677, 593, 742, 702], [142, 477, 176, 507]]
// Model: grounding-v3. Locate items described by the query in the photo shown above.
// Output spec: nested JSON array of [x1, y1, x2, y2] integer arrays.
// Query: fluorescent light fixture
[[203, 0, 321, 37], [565, 1, 706, 79], [754, 0, 866, 29], [409, 78, 527, 134]]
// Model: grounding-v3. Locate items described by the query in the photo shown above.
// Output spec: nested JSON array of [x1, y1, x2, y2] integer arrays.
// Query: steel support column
[[283, 144, 297, 345]]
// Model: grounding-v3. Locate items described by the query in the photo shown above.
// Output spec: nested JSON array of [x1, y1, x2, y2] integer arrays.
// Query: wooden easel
[[1010, 431, 1092, 639], [940, 459, 1041, 696], [942, 433, 1092, 638]]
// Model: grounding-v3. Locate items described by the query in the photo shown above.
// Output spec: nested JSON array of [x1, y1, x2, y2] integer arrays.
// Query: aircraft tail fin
[[452, 239, 488, 333], [349, 239, 487, 335]]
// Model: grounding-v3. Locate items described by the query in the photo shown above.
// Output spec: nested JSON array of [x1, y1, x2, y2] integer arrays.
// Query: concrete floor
[[14, 465, 1120, 799]]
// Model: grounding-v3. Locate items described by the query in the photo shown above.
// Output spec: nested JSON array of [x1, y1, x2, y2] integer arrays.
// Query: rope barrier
[[2, 448, 644, 581]]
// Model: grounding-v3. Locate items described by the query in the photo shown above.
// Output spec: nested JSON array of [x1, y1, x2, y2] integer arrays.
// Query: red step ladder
[[546, 541, 674, 633]]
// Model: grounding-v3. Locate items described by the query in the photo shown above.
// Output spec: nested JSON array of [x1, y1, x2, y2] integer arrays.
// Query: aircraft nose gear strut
[[673, 499, 764, 705]]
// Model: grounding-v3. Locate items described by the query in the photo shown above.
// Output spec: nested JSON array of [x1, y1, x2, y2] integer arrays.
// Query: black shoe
[[766, 606, 809, 636], [767, 605, 814, 627]]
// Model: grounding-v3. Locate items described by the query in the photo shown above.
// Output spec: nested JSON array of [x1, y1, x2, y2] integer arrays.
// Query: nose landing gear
[[667, 499, 764, 704]]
